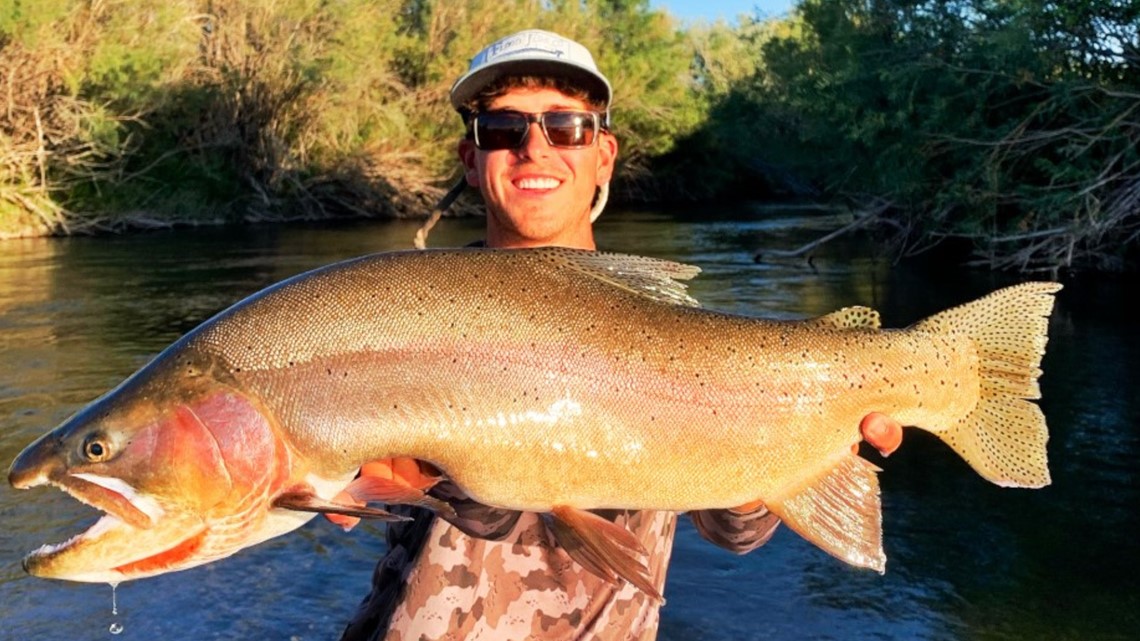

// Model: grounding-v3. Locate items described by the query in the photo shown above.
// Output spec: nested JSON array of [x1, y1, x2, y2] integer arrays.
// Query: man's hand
[[858, 412, 904, 456]]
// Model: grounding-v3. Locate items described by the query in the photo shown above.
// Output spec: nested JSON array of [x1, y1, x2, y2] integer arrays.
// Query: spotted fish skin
[[8, 247, 1060, 586]]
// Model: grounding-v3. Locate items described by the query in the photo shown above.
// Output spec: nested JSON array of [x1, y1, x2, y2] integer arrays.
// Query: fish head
[[8, 365, 314, 583]]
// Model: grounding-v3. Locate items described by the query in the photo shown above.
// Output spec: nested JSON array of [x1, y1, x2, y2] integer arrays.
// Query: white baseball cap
[[449, 29, 612, 113]]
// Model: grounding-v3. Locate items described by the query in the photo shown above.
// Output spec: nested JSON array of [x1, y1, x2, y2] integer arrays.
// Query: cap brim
[[450, 59, 612, 112]]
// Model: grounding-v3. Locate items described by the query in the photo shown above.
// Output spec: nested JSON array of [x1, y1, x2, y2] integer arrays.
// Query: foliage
[[0, 0, 704, 236], [667, 0, 1140, 272], [2, 0, 1138, 272]]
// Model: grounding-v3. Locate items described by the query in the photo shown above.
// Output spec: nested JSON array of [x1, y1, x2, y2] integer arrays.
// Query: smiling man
[[460, 87, 610, 248], [454, 33, 617, 250], [339, 29, 902, 641]]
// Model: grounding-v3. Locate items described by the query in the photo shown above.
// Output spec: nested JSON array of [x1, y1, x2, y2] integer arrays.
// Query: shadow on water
[[1, 207, 1136, 640]]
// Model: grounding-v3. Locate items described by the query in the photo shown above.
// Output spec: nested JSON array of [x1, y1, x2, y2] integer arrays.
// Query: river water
[[0, 208, 1136, 640]]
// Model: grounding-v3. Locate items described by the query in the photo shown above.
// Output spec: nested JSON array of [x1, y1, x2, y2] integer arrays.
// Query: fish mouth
[[54, 472, 163, 530], [24, 512, 128, 574], [19, 473, 202, 583]]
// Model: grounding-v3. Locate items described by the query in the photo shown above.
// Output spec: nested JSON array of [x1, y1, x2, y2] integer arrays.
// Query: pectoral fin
[[545, 506, 661, 600], [765, 453, 885, 572], [312, 458, 457, 530], [273, 491, 412, 523], [339, 474, 459, 520]]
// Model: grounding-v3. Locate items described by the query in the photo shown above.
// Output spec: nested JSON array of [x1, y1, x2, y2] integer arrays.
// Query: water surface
[[1, 208, 1136, 640]]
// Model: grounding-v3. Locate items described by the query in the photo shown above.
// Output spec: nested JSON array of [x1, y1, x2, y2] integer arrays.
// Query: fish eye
[[82, 435, 112, 462]]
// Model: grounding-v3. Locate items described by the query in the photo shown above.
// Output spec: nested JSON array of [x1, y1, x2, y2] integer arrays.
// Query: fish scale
[[9, 247, 1060, 592]]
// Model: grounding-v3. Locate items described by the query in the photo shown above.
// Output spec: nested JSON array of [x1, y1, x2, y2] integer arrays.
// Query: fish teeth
[[30, 514, 124, 558]]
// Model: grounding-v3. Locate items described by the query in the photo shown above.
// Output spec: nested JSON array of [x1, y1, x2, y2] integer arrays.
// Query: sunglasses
[[470, 110, 605, 151]]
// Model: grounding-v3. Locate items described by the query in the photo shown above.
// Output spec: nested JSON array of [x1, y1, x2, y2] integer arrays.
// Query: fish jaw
[[22, 510, 208, 584], [9, 373, 315, 583], [13, 449, 209, 582]]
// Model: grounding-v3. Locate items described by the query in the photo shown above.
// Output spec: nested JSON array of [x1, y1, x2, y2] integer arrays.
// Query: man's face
[[459, 87, 618, 249]]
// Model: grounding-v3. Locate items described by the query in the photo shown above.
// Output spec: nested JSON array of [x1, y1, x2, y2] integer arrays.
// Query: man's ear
[[595, 131, 618, 185], [458, 139, 480, 187]]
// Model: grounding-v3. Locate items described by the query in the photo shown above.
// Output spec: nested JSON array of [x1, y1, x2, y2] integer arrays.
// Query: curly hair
[[461, 75, 607, 120]]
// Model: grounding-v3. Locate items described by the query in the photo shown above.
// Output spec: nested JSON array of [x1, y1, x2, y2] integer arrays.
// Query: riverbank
[[4, 1, 1137, 273]]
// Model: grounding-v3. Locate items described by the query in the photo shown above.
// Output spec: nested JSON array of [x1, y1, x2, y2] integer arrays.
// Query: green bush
[[3, 0, 1136, 272], [0, 0, 706, 236]]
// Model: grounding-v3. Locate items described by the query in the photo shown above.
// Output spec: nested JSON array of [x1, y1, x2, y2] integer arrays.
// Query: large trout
[[8, 248, 1060, 597]]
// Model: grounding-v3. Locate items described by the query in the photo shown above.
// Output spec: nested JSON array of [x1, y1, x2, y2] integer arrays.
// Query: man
[[341, 29, 903, 641]]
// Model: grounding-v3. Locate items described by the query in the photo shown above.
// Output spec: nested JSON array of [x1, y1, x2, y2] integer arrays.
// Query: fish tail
[[913, 281, 1062, 488]]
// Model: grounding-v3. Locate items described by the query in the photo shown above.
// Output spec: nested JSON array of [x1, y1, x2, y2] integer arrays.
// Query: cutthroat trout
[[8, 248, 1060, 597]]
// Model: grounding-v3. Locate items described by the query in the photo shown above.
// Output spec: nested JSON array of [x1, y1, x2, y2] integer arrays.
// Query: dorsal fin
[[538, 248, 702, 308], [804, 306, 881, 330]]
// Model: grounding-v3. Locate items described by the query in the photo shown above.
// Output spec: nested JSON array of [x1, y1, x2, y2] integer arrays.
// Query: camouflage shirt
[[339, 482, 779, 641]]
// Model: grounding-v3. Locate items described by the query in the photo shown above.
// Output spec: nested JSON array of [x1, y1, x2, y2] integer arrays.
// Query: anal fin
[[766, 453, 885, 572], [546, 505, 662, 600]]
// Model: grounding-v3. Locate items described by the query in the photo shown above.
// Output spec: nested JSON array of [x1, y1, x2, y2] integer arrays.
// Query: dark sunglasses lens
[[476, 113, 528, 150], [543, 112, 596, 147]]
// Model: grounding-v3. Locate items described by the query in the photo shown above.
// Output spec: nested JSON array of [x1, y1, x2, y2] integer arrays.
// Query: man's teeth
[[516, 177, 560, 190]]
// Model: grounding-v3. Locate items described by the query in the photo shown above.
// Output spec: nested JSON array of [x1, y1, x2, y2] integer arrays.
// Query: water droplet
[[108, 582, 123, 635]]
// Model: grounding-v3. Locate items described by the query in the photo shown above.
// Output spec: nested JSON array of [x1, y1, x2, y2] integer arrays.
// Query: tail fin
[[912, 282, 1062, 488]]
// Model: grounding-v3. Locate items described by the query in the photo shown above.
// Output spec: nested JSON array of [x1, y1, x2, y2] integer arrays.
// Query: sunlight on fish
[[6, 248, 1063, 604]]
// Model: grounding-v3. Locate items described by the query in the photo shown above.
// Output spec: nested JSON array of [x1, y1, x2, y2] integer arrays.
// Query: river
[[1, 208, 1136, 640]]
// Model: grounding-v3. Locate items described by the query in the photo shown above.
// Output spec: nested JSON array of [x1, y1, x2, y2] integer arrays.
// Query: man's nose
[[517, 122, 551, 158]]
